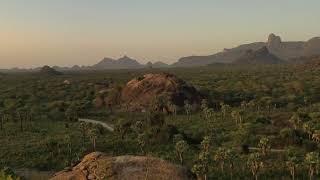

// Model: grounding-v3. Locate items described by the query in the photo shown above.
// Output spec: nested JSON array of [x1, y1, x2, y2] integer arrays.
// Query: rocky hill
[[51, 152, 193, 180], [173, 34, 320, 67], [39, 65, 62, 75], [92, 56, 143, 69], [120, 73, 202, 112], [233, 47, 284, 65]]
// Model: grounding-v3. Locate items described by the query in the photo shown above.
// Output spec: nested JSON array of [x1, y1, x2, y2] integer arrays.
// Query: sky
[[0, 0, 319, 68]]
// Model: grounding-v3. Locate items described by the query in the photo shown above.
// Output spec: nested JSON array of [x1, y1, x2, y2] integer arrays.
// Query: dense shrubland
[[1, 65, 320, 179]]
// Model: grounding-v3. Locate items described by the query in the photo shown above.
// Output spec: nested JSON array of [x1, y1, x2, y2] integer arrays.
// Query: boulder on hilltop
[[120, 73, 202, 112]]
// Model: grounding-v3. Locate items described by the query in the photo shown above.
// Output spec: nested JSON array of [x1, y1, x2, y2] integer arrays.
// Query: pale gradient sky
[[0, 0, 319, 68]]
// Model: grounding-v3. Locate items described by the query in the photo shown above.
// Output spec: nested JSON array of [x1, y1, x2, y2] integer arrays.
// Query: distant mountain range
[[172, 33, 320, 67], [1, 33, 320, 72]]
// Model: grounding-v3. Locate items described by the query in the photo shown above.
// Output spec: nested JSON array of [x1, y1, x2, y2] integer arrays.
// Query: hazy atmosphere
[[0, 0, 319, 68], [3, 1, 320, 180]]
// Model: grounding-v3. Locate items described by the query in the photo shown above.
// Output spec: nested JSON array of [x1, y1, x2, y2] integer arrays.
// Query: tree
[[64, 134, 73, 166], [203, 108, 215, 123], [312, 131, 320, 143], [192, 136, 211, 180], [17, 111, 24, 132], [65, 105, 78, 121], [132, 120, 143, 134], [303, 122, 314, 140], [175, 140, 189, 165], [168, 102, 177, 116], [289, 113, 301, 130], [201, 136, 211, 153], [247, 153, 263, 180], [220, 102, 230, 120], [0, 167, 21, 180], [0, 113, 6, 131], [231, 110, 243, 125], [88, 127, 99, 151], [201, 99, 208, 112], [280, 128, 295, 145], [115, 118, 129, 139], [79, 122, 89, 147], [184, 100, 192, 119], [225, 149, 238, 179], [214, 147, 227, 172], [305, 152, 320, 180], [258, 137, 271, 156], [286, 148, 301, 180], [192, 151, 210, 180], [137, 133, 147, 155]]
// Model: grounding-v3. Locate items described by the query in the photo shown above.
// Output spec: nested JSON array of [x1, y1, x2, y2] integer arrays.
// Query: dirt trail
[[78, 118, 114, 132]]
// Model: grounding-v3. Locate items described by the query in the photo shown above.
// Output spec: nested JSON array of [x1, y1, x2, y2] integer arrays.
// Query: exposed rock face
[[51, 152, 193, 180], [120, 73, 201, 112], [267, 33, 282, 51], [233, 47, 284, 65]]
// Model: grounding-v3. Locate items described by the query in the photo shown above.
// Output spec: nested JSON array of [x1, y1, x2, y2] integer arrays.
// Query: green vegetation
[[1, 65, 320, 179]]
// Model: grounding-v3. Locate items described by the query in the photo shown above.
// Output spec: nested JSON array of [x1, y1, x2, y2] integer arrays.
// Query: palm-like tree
[[312, 131, 320, 143], [247, 152, 263, 180], [137, 133, 147, 155], [289, 113, 301, 130], [214, 147, 227, 172], [220, 102, 230, 120], [231, 110, 244, 124], [303, 122, 314, 140], [192, 136, 212, 180], [192, 151, 210, 180], [258, 137, 271, 156], [175, 140, 189, 165], [201, 136, 211, 153], [64, 134, 73, 166], [184, 100, 192, 119], [286, 153, 300, 180], [79, 122, 89, 147], [201, 99, 208, 111], [305, 152, 320, 180], [225, 149, 238, 179], [88, 128, 99, 151], [0, 113, 5, 131]]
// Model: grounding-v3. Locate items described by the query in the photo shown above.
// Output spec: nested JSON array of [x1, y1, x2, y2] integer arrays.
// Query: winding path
[[78, 118, 114, 132]]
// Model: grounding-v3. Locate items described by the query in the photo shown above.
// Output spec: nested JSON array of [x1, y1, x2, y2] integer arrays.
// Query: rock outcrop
[[267, 33, 282, 51], [120, 73, 201, 112], [233, 47, 284, 65], [51, 152, 193, 180]]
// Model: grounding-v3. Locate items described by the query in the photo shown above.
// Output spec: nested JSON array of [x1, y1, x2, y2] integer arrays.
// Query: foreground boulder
[[120, 73, 202, 112], [51, 152, 193, 180]]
